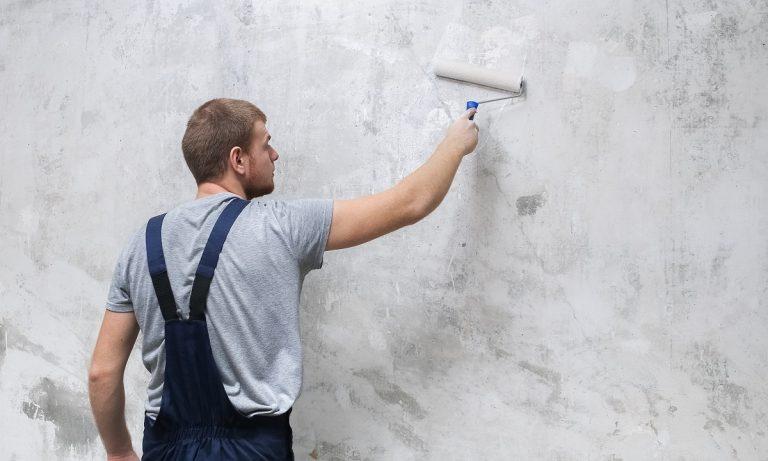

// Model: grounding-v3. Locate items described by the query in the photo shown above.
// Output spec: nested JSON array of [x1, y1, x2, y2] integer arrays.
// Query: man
[[88, 98, 479, 460]]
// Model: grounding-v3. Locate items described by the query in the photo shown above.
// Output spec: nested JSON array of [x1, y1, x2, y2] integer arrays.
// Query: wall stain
[[234, 1, 257, 25], [686, 342, 752, 429], [388, 420, 427, 453], [0, 321, 5, 369], [80, 110, 98, 130], [710, 244, 732, 287], [361, 119, 379, 135], [0, 318, 60, 365], [518, 360, 562, 404], [704, 418, 725, 432], [311, 439, 385, 461], [353, 369, 426, 419], [516, 193, 546, 216], [638, 385, 667, 418], [21, 377, 97, 455], [605, 396, 626, 414]]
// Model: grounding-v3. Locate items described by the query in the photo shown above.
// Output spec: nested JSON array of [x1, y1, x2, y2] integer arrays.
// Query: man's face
[[242, 120, 279, 200]]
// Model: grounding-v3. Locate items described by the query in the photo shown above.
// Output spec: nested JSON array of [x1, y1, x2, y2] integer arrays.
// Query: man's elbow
[[406, 196, 436, 225], [88, 365, 122, 386], [402, 199, 424, 226]]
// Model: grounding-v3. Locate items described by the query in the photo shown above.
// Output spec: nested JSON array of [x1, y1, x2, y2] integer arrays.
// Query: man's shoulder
[[255, 197, 333, 212], [116, 221, 149, 266]]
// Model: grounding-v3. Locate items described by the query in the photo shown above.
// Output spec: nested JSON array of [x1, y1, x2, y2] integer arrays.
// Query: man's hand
[[440, 108, 479, 156]]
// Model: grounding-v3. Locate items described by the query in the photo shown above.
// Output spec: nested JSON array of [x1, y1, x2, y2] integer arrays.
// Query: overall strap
[[188, 198, 249, 321], [146, 213, 180, 320]]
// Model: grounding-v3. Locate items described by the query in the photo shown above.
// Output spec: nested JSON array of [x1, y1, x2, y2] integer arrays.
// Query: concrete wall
[[1, 0, 766, 459]]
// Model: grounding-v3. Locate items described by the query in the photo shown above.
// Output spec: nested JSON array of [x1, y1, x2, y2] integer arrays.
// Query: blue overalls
[[142, 198, 294, 460]]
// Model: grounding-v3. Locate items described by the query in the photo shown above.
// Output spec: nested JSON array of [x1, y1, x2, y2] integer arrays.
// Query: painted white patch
[[423, 107, 451, 134], [433, 22, 477, 64], [435, 17, 537, 74], [564, 41, 636, 92], [480, 16, 537, 68]]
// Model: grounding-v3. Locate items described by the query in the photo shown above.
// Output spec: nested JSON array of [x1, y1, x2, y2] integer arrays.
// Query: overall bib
[[142, 198, 294, 460]]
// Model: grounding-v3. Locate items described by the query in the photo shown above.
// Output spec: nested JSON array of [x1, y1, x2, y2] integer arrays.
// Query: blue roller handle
[[466, 101, 479, 120]]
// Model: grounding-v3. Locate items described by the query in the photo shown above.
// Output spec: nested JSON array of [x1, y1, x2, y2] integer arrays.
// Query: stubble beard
[[243, 177, 274, 200]]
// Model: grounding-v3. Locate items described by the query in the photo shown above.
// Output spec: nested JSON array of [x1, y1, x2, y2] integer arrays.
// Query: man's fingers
[[463, 108, 477, 119]]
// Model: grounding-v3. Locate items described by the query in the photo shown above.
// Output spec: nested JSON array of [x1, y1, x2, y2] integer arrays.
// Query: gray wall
[[1, 0, 767, 459]]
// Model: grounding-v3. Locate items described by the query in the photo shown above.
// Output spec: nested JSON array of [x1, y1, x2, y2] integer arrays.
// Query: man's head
[[182, 98, 279, 200]]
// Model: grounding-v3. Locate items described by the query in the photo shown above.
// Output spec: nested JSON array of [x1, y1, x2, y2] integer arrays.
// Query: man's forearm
[[399, 140, 465, 220], [88, 373, 134, 456]]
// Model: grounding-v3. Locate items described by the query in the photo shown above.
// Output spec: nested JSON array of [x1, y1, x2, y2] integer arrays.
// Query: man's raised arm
[[326, 108, 479, 251]]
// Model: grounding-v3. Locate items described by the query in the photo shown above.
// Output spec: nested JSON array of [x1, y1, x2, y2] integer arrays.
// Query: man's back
[[106, 191, 333, 420], [88, 99, 477, 459]]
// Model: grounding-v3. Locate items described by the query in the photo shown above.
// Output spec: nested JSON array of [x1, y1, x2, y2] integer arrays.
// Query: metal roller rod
[[476, 81, 526, 104], [466, 81, 526, 119], [476, 95, 517, 104]]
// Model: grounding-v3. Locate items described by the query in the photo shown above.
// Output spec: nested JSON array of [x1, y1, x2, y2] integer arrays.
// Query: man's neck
[[195, 182, 245, 200]]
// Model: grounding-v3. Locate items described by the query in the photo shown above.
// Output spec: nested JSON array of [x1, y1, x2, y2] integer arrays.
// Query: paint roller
[[432, 59, 525, 120]]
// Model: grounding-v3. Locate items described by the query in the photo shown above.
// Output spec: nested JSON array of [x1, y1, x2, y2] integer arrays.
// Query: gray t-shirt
[[106, 191, 333, 419]]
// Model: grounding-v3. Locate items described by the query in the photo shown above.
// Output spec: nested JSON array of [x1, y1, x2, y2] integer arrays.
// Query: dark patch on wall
[[516, 193, 546, 216], [353, 369, 426, 419], [388, 420, 427, 453], [712, 14, 738, 42], [605, 396, 626, 414], [435, 304, 463, 332], [4, 0, 50, 12], [704, 418, 725, 432], [709, 244, 732, 288], [663, 9, 747, 139], [234, 0, 257, 25], [384, 9, 414, 47], [518, 360, 562, 404], [312, 440, 361, 461], [362, 119, 379, 135], [624, 31, 637, 51], [80, 110, 98, 129], [0, 319, 60, 366], [21, 377, 97, 454], [637, 385, 673, 419], [615, 261, 643, 319], [491, 345, 512, 359], [311, 440, 386, 461], [0, 320, 5, 369], [668, 405, 677, 414], [685, 342, 752, 429], [348, 387, 365, 408]]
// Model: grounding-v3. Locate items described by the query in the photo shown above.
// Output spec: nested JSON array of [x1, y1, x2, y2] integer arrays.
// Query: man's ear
[[229, 146, 246, 174]]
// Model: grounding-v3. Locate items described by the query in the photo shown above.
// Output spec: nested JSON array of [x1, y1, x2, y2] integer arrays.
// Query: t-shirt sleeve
[[105, 242, 135, 313], [273, 198, 334, 272]]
